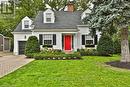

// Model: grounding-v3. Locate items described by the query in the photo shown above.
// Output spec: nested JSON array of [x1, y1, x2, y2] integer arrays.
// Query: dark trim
[[94, 35, 98, 45], [39, 34, 43, 45], [85, 45, 95, 47], [62, 35, 64, 50], [82, 35, 85, 45], [53, 34, 56, 45], [42, 45, 53, 48]]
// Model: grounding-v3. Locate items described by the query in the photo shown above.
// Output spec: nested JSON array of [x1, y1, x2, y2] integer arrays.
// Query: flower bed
[[26, 49, 81, 60], [33, 52, 81, 60]]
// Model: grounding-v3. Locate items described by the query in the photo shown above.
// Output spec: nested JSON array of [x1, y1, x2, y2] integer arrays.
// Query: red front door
[[64, 35, 72, 50]]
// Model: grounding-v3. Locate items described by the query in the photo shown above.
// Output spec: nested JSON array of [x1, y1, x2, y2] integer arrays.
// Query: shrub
[[97, 34, 114, 56], [78, 49, 99, 56], [26, 53, 35, 58], [25, 36, 40, 56], [40, 49, 64, 55], [113, 38, 121, 54], [33, 52, 81, 60]]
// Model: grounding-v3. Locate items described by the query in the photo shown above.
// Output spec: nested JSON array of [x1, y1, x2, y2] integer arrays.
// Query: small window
[[44, 40, 52, 45], [85, 35, 94, 45], [24, 20, 29, 28], [43, 34, 53, 45], [46, 13, 52, 22]]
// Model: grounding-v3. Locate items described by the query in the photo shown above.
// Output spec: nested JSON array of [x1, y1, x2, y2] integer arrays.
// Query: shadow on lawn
[[106, 61, 130, 70]]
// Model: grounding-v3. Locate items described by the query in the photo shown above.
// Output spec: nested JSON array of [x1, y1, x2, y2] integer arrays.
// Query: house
[[12, 2, 101, 55], [0, 34, 10, 52]]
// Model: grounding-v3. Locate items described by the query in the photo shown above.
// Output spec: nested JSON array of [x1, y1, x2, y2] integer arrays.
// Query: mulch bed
[[106, 61, 130, 70]]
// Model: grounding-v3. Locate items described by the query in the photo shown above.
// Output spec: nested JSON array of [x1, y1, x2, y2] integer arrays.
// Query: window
[[46, 13, 52, 22], [24, 20, 29, 28], [85, 35, 94, 45], [43, 34, 53, 45]]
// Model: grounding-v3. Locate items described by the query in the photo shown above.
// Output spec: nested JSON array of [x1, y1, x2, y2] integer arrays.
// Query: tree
[[97, 34, 114, 56], [25, 36, 40, 55], [19, 0, 46, 17], [45, 0, 68, 11], [76, 0, 90, 11], [84, 0, 130, 62]]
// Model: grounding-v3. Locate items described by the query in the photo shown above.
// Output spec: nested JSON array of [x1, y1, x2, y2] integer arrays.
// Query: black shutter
[[72, 35, 74, 49], [82, 35, 85, 45], [39, 34, 43, 45], [62, 35, 64, 49], [53, 34, 56, 45], [94, 35, 98, 45]]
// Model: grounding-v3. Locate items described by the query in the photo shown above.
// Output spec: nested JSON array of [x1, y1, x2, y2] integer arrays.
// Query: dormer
[[22, 16, 33, 30], [43, 9, 55, 23], [81, 9, 91, 20]]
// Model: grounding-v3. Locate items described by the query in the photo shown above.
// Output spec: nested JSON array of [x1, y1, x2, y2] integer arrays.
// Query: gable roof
[[34, 11, 83, 30], [13, 10, 83, 32]]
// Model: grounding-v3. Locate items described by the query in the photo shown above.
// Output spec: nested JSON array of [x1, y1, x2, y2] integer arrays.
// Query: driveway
[[0, 51, 13, 57], [0, 55, 34, 78]]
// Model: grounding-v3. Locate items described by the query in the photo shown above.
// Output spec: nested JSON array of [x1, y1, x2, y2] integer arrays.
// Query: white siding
[[77, 26, 101, 49], [32, 32, 62, 50], [13, 33, 32, 55]]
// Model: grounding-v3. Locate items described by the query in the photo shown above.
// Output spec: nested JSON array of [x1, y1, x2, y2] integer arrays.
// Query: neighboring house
[[0, 34, 10, 52], [12, 2, 101, 55]]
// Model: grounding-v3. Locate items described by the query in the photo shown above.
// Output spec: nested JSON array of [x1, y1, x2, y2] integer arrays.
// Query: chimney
[[67, 1, 75, 12]]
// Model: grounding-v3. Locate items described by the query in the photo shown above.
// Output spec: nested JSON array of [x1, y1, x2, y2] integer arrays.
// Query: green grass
[[0, 55, 130, 87]]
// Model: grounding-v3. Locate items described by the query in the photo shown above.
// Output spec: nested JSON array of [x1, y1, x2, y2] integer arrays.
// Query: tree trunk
[[121, 28, 130, 62]]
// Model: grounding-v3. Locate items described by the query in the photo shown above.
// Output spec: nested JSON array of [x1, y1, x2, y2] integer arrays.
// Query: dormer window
[[43, 9, 55, 23], [24, 20, 29, 28], [46, 13, 52, 22], [22, 16, 33, 30]]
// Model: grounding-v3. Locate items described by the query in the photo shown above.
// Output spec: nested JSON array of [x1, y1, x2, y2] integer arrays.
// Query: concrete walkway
[[0, 55, 34, 78]]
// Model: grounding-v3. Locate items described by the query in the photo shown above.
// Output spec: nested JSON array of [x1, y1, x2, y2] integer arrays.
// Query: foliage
[[76, 0, 90, 11], [25, 36, 40, 55], [34, 52, 81, 60], [113, 34, 121, 54], [1, 55, 130, 87], [40, 49, 64, 55], [45, 0, 68, 11], [97, 34, 114, 56], [18, 0, 46, 18], [77, 48, 99, 56]]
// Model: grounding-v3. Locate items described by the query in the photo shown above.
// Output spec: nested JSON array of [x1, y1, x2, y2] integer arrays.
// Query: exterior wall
[[4, 38, 10, 51], [77, 26, 101, 49], [13, 27, 101, 55], [13, 33, 32, 55], [0, 35, 3, 51], [33, 32, 62, 50]]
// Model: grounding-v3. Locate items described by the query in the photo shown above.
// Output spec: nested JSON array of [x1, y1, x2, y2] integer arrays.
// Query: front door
[[64, 35, 72, 50]]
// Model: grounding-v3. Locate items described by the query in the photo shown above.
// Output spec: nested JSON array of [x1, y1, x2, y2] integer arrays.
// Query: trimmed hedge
[[25, 36, 40, 55], [33, 52, 81, 60], [78, 49, 99, 56]]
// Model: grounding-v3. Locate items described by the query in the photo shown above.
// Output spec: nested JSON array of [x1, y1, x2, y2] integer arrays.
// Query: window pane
[[24, 20, 29, 28], [43, 34, 53, 45], [44, 40, 52, 45], [46, 18, 51, 22], [24, 25, 29, 28], [86, 40, 93, 45]]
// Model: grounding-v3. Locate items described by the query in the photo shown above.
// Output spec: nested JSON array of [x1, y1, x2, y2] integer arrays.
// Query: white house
[[12, 2, 101, 55]]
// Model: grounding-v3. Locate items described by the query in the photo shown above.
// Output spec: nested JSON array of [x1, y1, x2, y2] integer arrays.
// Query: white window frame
[[24, 20, 29, 29], [43, 34, 53, 45], [85, 35, 94, 45], [46, 13, 52, 23]]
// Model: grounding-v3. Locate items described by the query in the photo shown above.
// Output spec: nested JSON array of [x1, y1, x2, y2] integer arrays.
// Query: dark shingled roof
[[13, 10, 83, 32]]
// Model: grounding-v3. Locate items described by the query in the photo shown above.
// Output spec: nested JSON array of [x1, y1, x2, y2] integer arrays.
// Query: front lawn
[[0, 55, 130, 87]]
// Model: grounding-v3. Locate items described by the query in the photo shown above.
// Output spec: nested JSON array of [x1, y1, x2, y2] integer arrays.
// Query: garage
[[18, 41, 26, 55]]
